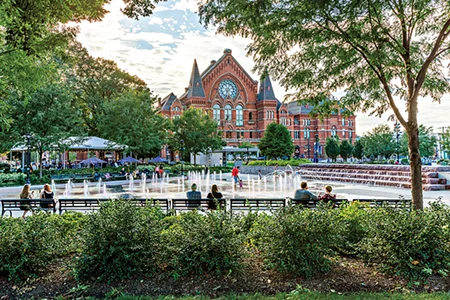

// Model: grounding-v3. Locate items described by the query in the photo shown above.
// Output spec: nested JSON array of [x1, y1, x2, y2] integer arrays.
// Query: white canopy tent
[[10, 136, 126, 169]]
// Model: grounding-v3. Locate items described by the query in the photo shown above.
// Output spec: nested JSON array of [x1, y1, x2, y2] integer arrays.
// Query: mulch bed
[[1, 257, 450, 299]]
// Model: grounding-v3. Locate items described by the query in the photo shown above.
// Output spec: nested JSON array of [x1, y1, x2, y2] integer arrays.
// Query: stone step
[[298, 170, 446, 183]]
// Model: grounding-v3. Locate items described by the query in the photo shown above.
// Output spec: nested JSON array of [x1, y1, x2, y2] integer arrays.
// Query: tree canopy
[[97, 91, 167, 159], [258, 123, 294, 159], [361, 125, 396, 159], [325, 137, 340, 162], [169, 108, 224, 165], [199, 0, 450, 208], [340, 140, 354, 161]]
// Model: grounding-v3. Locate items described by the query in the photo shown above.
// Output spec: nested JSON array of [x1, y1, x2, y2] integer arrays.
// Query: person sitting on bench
[[294, 181, 317, 200], [318, 185, 336, 200], [186, 183, 201, 208], [40, 184, 55, 210], [19, 184, 33, 218]]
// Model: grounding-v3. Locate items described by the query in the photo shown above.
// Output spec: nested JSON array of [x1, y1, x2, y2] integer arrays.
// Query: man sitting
[[186, 183, 201, 208], [294, 181, 317, 200]]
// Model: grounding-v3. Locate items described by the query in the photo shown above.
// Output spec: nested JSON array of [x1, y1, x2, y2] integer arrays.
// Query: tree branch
[[413, 18, 450, 99]]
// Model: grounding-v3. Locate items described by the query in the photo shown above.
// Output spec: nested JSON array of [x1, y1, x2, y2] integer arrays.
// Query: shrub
[[0, 212, 86, 280], [357, 203, 450, 282], [252, 206, 339, 278], [75, 200, 165, 282], [158, 211, 245, 278], [248, 158, 311, 166], [334, 201, 371, 255]]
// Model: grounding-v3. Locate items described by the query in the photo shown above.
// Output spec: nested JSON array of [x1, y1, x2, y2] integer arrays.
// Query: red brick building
[[160, 49, 356, 159]]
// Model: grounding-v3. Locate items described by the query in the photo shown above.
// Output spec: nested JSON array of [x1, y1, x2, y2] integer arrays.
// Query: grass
[[110, 291, 450, 300]]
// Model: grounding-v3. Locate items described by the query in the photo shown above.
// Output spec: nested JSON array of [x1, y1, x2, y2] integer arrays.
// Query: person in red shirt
[[231, 166, 240, 186]]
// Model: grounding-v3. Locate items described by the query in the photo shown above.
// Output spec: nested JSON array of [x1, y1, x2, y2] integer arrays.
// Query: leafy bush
[[0, 212, 86, 280], [357, 202, 450, 282], [252, 206, 339, 278], [0, 173, 26, 186], [334, 201, 371, 255], [158, 211, 245, 278], [75, 200, 165, 282], [248, 158, 311, 166]]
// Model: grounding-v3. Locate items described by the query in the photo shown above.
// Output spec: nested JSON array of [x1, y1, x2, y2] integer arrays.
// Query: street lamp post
[[394, 121, 401, 163], [25, 133, 31, 184], [314, 134, 319, 163], [307, 135, 310, 159], [180, 139, 185, 176]]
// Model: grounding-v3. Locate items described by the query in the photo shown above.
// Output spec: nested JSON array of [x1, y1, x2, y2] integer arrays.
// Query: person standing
[[294, 182, 317, 200], [19, 184, 33, 218], [231, 166, 240, 186], [40, 184, 55, 211], [207, 184, 223, 210]]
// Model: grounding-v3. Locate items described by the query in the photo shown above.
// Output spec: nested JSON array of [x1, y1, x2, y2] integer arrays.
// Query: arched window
[[343, 129, 346, 137], [236, 105, 243, 126], [304, 127, 310, 139], [225, 104, 232, 121], [342, 118, 345, 126], [349, 129, 353, 140], [331, 126, 337, 137], [213, 104, 221, 123], [249, 112, 253, 120]]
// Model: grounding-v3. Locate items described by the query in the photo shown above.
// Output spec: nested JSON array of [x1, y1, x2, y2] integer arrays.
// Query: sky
[[75, 0, 450, 136]]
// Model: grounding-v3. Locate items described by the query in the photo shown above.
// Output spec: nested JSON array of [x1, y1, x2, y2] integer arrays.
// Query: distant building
[[159, 49, 356, 160]]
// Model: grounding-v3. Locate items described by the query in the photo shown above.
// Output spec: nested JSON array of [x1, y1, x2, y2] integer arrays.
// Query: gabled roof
[[201, 49, 258, 84], [258, 76, 277, 101], [161, 93, 177, 111], [186, 59, 206, 98]]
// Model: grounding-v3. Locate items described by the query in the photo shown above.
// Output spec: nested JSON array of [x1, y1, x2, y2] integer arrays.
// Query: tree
[[325, 137, 340, 162], [362, 125, 396, 160], [441, 128, 450, 155], [353, 139, 365, 160], [170, 108, 223, 165], [399, 125, 437, 158], [258, 123, 294, 159], [0, 83, 85, 177], [1, 0, 164, 56], [340, 140, 354, 161], [67, 42, 149, 135], [199, 1, 450, 209], [97, 91, 167, 159]]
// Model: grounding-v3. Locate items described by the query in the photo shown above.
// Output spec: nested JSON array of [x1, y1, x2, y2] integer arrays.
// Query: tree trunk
[[193, 153, 196, 165], [408, 126, 423, 210]]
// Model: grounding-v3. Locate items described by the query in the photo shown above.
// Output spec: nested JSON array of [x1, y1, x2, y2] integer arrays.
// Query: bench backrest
[[352, 199, 412, 208], [1, 199, 56, 216], [229, 198, 286, 211], [290, 198, 349, 208], [171, 198, 226, 212]]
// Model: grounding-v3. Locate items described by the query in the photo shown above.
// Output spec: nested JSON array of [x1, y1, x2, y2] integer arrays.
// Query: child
[[239, 179, 243, 189]]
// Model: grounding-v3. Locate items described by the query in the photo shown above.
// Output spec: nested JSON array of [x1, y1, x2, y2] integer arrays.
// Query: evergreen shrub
[[357, 202, 450, 281], [252, 206, 339, 278], [0, 212, 86, 280], [158, 211, 245, 278], [75, 200, 165, 282]]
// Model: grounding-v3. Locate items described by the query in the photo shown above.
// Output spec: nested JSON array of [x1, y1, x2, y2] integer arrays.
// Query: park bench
[[290, 198, 349, 209], [58, 198, 107, 214], [1, 198, 56, 216], [50, 174, 74, 183], [171, 198, 226, 213], [352, 198, 412, 209], [229, 198, 286, 211]]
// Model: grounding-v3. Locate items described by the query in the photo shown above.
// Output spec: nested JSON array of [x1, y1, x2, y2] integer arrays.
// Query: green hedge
[[248, 158, 311, 166], [2, 201, 450, 284]]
